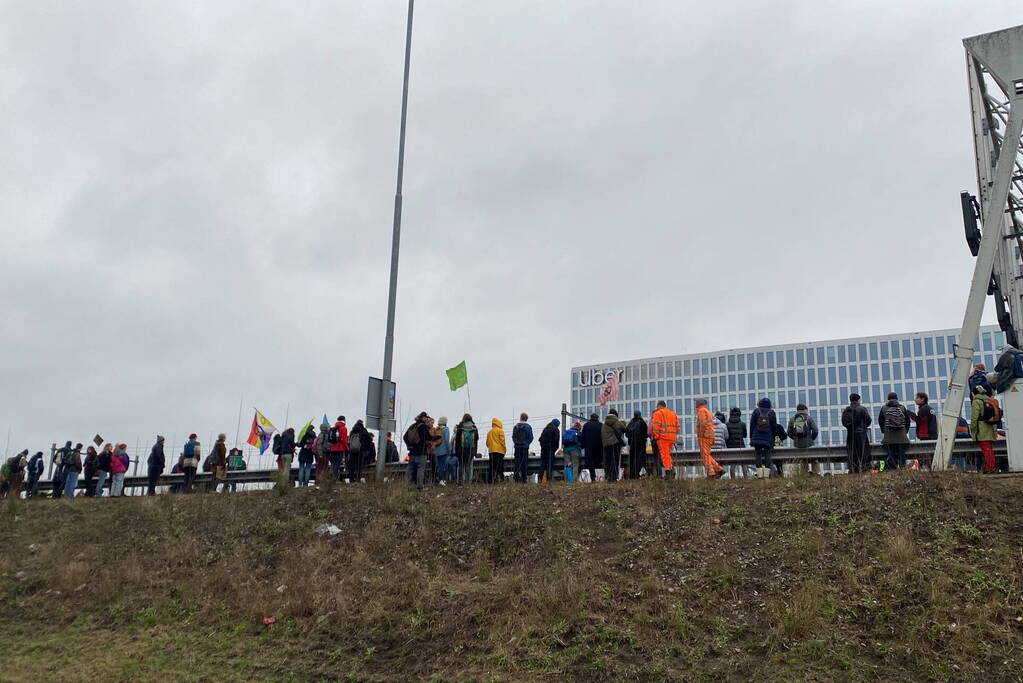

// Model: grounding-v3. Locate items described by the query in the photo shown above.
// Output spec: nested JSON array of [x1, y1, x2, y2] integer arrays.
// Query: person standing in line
[[94, 444, 113, 497], [146, 436, 165, 496], [224, 448, 245, 492], [181, 434, 201, 493], [841, 393, 872, 473], [601, 409, 626, 482], [787, 404, 819, 449], [454, 414, 479, 484], [625, 412, 648, 480], [314, 423, 332, 485], [713, 412, 728, 449], [724, 408, 748, 479], [748, 398, 777, 477], [297, 427, 316, 487], [970, 386, 999, 473], [908, 392, 938, 441], [649, 401, 679, 479], [405, 412, 435, 491], [363, 433, 377, 471], [538, 419, 561, 483], [52, 441, 72, 498], [25, 451, 45, 498], [580, 413, 603, 482], [694, 399, 725, 479], [347, 420, 369, 483], [61, 444, 83, 499], [276, 427, 296, 486], [110, 443, 130, 497], [385, 432, 400, 464], [329, 417, 349, 481], [562, 421, 582, 482], [433, 416, 452, 484], [0, 452, 28, 499], [210, 434, 228, 491], [81, 446, 98, 497], [511, 413, 534, 483], [878, 393, 911, 470], [486, 418, 506, 484]]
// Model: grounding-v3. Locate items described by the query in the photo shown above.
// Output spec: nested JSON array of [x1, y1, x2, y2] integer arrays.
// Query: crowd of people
[[0, 375, 1008, 499]]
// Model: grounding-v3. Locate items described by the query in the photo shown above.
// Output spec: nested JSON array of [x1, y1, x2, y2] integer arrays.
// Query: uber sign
[[578, 367, 624, 387]]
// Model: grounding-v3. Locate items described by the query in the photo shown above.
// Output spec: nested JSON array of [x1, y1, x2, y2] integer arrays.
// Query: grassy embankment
[[1, 473, 1022, 681]]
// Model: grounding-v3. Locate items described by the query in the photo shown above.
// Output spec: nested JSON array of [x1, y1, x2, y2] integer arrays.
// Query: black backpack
[[328, 426, 341, 445], [403, 423, 422, 449], [755, 410, 772, 433], [884, 405, 906, 431], [271, 434, 282, 455], [512, 423, 527, 446]]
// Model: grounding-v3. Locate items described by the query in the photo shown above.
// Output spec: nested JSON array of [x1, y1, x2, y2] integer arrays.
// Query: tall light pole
[[377, 0, 414, 480]]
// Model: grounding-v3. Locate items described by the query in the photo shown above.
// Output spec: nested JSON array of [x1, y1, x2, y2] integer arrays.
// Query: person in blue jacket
[[748, 398, 778, 476], [511, 413, 534, 483]]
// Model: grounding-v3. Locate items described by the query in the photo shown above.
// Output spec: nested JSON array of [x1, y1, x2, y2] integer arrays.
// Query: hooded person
[[650, 401, 679, 478], [25, 451, 45, 498], [147, 435, 166, 495], [314, 423, 332, 484], [52, 440, 72, 498], [82, 446, 98, 497], [347, 420, 369, 483], [694, 399, 724, 478], [297, 426, 317, 487], [841, 393, 872, 473], [538, 419, 561, 483], [329, 416, 349, 481], [724, 407, 749, 478], [453, 415, 479, 484], [748, 398, 778, 476], [562, 421, 583, 482], [625, 411, 648, 480], [713, 412, 728, 450], [970, 385, 998, 473], [878, 393, 911, 469], [62, 444, 84, 499], [601, 409, 626, 482], [0, 451, 28, 499], [580, 413, 603, 482], [433, 416, 453, 484], [212, 433, 228, 490], [486, 418, 506, 483]]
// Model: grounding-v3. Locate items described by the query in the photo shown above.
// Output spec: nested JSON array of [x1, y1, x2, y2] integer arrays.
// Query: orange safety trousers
[[654, 439, 674, 471], [698, 437, 723, 476]]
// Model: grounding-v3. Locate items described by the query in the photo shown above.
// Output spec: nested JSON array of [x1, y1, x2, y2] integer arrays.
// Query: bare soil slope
[[1, 473, 1022, 681]]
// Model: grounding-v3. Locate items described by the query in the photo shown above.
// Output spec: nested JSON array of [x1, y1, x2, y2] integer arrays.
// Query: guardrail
[[32, 439, 1007, 496]]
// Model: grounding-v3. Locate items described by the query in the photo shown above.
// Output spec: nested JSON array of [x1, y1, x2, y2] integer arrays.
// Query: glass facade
[[569, 326, 1004, 451]]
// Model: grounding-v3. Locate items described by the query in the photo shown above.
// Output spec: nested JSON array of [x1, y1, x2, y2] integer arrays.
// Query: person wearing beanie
[[625, 411, 648, 480], [969, 385, 998, 473], [454, 414, 479, 484], [601, 408, 627, 482], [878, 392, 911, 469], [561, 421, 582, 482], [182, 434, 202, 493], [842, 393, 872, 473], [538, 418, 561, 483]]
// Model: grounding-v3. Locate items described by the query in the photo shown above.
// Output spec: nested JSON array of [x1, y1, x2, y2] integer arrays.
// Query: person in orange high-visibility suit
[[649, 400, 680, 478], [695, 399, 725, 478]]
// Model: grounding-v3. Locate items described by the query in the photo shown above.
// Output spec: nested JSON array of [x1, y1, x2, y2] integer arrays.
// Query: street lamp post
[[376, 0, 414, 480]]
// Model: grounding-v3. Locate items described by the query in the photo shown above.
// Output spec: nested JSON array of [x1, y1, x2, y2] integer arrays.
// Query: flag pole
[[466, 382, 472, 415], [234, 394, 243, 449]]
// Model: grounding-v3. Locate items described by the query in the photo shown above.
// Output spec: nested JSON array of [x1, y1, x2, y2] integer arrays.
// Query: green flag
[[297, 418, 314, 444], [446, 361, 468, 391]]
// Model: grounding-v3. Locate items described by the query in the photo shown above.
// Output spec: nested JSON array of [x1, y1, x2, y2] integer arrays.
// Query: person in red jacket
[[329, 416, 349, 481]]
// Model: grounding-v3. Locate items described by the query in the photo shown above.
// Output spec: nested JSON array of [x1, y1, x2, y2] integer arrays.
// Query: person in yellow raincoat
[[649, 400, 679, 478], [694, 399, 725, 478]]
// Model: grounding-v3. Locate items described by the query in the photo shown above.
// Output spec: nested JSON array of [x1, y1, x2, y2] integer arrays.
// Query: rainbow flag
[[247, 409, 277, 454]]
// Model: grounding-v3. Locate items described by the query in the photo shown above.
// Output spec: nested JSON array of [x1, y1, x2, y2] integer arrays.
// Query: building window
[[848, 344, 858, 362], [880, 341, 889, 360], [674, 360, 682, 376], [786, 349, 795, 366], [858, 343, 868, 360], [737, 354, 745, 371], [891, 340, 901, 359], [756, 352, 765, 370], [767, 373, 775, 389], [684, 359, 691, 375], [893, 363, 902, 380], [777, 370, 785, 388], [797, 369, 806, 386], [766, 352, 774, 369], [882, 364, 891, 381], [711, 377, 718, 394], [684, 379, 691, 394], [982, 332, 993, 352], [839, 366, 847, 383], [728, 375, 736, 391], [849, 365, 858, 382], [924, 337, 934, 356], [926, 359, 936, 377], [828, 367, 837, 384], [913, 339, 923, 356], [830, 388, 839, 405], [738, 375, 746, 391], [838, 345, 846, 363], [827, 346, 836, 363], [796, 349, 805, 365], [995, 331, 1006, 348], [787, 369, 795, 386], [869, 342, 878, 361], [816, 347, 826, 365], [710, 357, 717, 374], [702, 358, 710, 375], [701, 378, 709, 394], [727, 355, 735, 372], [657, 362, 665, 378], [870, 364, 879, 381], [937, 358, 947, 377], [641, 365, 648, 380], [915, 360, 925, 377]]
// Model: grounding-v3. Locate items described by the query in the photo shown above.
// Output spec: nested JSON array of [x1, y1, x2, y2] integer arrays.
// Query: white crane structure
[[936, 25, 1023, 470]]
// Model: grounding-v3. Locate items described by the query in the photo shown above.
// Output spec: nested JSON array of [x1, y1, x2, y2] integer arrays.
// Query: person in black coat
[[842, 393, 872, 473], [538, 419, 561, 483], [147, 435, 166, 495], [25, 452, 45, 498], [347, 420, 369, 483], [625, 412, 648, 480], [580, 413, 603, 482]]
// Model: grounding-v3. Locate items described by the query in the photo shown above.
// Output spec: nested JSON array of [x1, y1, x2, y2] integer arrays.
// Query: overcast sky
[[1, 1, 1019, 456]]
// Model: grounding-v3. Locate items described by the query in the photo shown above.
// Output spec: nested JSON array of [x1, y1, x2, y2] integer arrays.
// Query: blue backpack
[[183, 440, 197, 457], [563, 429, 579, 447]]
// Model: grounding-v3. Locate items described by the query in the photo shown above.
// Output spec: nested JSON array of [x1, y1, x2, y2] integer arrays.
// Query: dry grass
[[1, 473, 1022, 681]]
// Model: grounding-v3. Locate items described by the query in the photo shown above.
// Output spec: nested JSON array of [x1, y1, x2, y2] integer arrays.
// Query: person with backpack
[[25, 451, 45, 498], [146, 436, 165, 496], [724, 408, 748, 478], [841, 393, 872, 473], [0, 452, 28, 499], [297, 427, 316, 486], [210, 433, 228, 491], [314, 423, 332, 485], [787, 404, 819, 449], [601, 409, 627, 482], [970, 385, 999, 473], [625, 412, 648, 480], [907, 392, 939, 441], [404, 412, 436, 490], [486, 418, 506, 483], [511, 413, 534, 483], [109, 443, 130, 496], [453, 414, 480, 484], [94, 443, 113, 496], [347, 420, 369, 483], [433, 416, 453, 484], [748, 398, 777, 476], [649, 401, 679, 478], [877, 393, 911, 470], [693, 399, 724, 478], [580, 413, 603, 482], [562, 421, 582, 483], [51, 440, 72, 498], [968, 363, 993, 397], [329, 417, 349, 481], [60, 443, 83, 499], [538, 419, 561, 483], [181, 434, 201, 493]]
